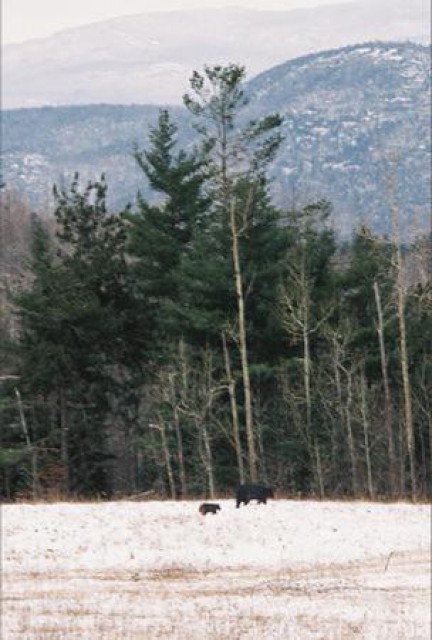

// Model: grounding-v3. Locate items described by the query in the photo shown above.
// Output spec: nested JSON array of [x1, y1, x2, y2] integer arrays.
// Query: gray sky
[[2, 0, 350, 44]]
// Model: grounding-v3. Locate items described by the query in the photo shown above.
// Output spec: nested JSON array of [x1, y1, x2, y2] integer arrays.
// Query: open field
[[2, 499, 430, 639]]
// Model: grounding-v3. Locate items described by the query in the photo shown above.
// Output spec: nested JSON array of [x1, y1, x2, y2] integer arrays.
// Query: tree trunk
[[398, 418, 406, 495], [222, 331, 245, 484], [313, 436, 325, 499], [360, 370, 374, 499], [230, 201, 257, 482], [331, 336, 345, 492], [199, 419, 215, 499], [173, 404, 187, 498], [158, 416, 176, 499], [59, 389, 70, 494], [397, 282, 417, 498], [303, 326, 312, 443], [344, 368, 358, 495], [168, 367, 187, 497], [256, 419, 269, 486], [389, 177, 417, 498], [373, 281, 397, 495], [303, 324, 322, 494], [15, 387, 39, 499]]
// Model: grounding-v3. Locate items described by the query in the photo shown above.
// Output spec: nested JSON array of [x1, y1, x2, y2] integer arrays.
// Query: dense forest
[[1, 65, 431, 501]]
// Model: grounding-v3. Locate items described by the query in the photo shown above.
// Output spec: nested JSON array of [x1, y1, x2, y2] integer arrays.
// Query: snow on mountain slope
[[3, 41, 429, 239]]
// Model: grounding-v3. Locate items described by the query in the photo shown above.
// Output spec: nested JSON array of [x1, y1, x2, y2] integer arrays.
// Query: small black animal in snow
[[236, 484, 274, 508], [199, 502, 221, 516]]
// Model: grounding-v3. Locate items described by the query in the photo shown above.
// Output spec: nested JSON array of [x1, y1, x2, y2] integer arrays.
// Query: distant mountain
[[1, 104, 189, 211], [3, 0, 429, 109], [2, 42, 430, 240], [245, 41, 431, 238]]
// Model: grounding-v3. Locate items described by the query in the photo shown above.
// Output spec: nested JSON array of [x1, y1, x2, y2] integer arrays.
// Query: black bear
[[199, 502, 221, 516], [235, 484, 274, 508]]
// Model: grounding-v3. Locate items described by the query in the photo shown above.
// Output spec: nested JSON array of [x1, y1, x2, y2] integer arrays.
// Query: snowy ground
[[2, 499, 430, 639]]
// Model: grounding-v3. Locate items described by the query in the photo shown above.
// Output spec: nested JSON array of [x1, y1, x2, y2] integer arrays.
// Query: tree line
[[0, 65, 430, 501]]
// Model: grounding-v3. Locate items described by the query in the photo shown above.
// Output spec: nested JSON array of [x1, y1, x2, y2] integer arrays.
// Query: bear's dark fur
[[199, 502, 221, 516], [235, 484, 274, 508]]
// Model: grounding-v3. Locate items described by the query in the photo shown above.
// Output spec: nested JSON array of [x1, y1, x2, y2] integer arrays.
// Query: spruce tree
[[128, 109, 209, 348]]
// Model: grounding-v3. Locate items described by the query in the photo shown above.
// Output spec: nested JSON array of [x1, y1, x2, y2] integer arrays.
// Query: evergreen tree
[[14, 176, 146, 495], [128, 109, 209, 349]]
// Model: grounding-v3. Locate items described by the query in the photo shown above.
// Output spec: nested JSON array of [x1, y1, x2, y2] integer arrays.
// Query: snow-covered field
[[2, 499, 430, 639]]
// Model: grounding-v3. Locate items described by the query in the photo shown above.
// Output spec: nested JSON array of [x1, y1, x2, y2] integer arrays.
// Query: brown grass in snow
[[2, 499, 430, 639], [4, 554, 429, 639]]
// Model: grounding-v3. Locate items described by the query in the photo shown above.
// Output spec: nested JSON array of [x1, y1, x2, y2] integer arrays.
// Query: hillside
[[2, 41, 430, 239], [3, 0, 429, 109], [1, 104, 188, 210], [246, 41, 431, 238]]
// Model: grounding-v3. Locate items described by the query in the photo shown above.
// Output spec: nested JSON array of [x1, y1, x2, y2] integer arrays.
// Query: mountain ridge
[[3, 0, 429, 109], [2, 41, 430, 240]]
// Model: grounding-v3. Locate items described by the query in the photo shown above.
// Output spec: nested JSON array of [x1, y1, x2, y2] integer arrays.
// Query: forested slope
[[0, 62, 430, 502], [2, 42, 430, 240]]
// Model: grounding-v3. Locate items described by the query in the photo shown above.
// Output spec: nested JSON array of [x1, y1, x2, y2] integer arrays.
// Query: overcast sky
[[2, 0, 351, 44]]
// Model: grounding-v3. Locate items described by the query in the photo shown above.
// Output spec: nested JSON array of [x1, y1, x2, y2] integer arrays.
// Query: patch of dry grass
[[148, 566, 209, 581], [3, 500, 429, 639], [4, 552, 429, 639]]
